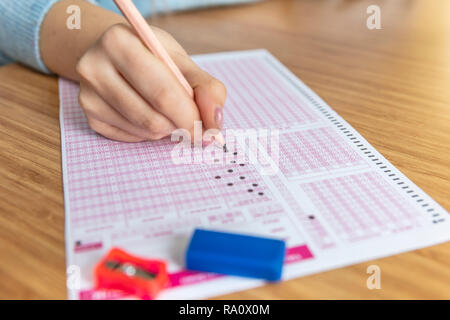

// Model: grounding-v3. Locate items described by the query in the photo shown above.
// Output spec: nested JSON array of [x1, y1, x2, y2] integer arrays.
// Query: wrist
[[40, 0, 127, 79]]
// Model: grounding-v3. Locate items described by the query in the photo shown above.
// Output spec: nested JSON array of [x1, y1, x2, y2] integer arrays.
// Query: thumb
[[193, 75, 227, 130], [173, 53, 227, 130]]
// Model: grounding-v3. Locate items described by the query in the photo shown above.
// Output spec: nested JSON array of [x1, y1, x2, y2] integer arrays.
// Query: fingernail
[[214, 107, 223, 129], [202, 138, 214, 148]]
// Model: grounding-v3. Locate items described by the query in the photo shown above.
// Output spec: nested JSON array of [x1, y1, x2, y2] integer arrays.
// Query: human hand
[[76, 23, 226, 142]]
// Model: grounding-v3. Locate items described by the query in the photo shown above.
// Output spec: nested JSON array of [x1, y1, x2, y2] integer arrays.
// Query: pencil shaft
[[114, 0, 194, 97]]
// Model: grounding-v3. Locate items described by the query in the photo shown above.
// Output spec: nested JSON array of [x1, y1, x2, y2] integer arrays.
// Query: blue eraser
[[185, 229, 286, 281]]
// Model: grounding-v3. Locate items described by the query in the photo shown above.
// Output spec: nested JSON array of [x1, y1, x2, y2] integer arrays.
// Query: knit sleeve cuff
[[0, 50, 13, 67], [0, 0, 60, 74]]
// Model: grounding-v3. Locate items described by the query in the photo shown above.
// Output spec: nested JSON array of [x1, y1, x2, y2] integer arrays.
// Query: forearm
[[40, 0, 126, 80]]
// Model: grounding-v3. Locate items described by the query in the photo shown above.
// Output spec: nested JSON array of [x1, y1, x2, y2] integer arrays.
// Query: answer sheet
[[60, 50, 450, 300]]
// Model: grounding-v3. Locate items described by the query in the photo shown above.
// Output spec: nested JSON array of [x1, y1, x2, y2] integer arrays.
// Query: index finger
[[104, 25, 201, 133]]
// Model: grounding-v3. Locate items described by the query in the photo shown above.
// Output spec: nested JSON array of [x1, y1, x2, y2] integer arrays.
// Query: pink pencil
[[114, 0, 226, 148]]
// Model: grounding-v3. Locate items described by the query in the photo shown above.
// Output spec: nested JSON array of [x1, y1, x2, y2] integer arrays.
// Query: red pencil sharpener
[[94, 247, 169, 300]]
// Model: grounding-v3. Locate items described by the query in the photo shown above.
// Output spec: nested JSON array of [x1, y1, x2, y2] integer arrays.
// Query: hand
[[75, 23, 226, 142]]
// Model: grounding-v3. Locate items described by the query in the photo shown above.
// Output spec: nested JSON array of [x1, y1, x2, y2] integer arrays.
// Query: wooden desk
[[0, 0, 449, 299]]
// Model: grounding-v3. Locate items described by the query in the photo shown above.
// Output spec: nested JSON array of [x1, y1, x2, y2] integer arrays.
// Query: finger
[[87, 117, 146, 143], [79, 83, 171, 140], [78, 48, 176, 137], [102, 24, 200, 132], [171, 52, 227, 130]]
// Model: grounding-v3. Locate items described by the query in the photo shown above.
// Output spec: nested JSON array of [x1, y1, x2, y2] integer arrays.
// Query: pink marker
[[114, 0, 226, 148]]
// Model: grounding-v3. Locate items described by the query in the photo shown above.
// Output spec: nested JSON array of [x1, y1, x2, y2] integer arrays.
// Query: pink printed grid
[[301, 172, 424, 243], [270, 175, 336, 249], [279, 127, 366, 178], [196, 56, 320, 130], [60, 81, 272, 229]]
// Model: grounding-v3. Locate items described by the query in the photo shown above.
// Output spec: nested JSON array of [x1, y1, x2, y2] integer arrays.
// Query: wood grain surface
[[0, 0, 449, 299]]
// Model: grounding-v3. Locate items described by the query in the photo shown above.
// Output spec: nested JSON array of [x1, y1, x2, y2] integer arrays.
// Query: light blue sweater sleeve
[[0, 51, 13, 67], [94, 0, 259, 16], [0, 0, 258, 73], [0, 0, 60, 72]]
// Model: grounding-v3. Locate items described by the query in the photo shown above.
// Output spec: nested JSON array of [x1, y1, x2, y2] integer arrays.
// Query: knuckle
[[140, 116, 166, 134], [154, 26, 172, 41], [209, 77, 227, 96], [147, 132, 166, 141], [86, 117, 102, 133], [75, 55, 92, 79], [152, 87, 176, 110], [78, 91, 89, 109], [101, 23, 128, 51], [78, 91, 96, 114]]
